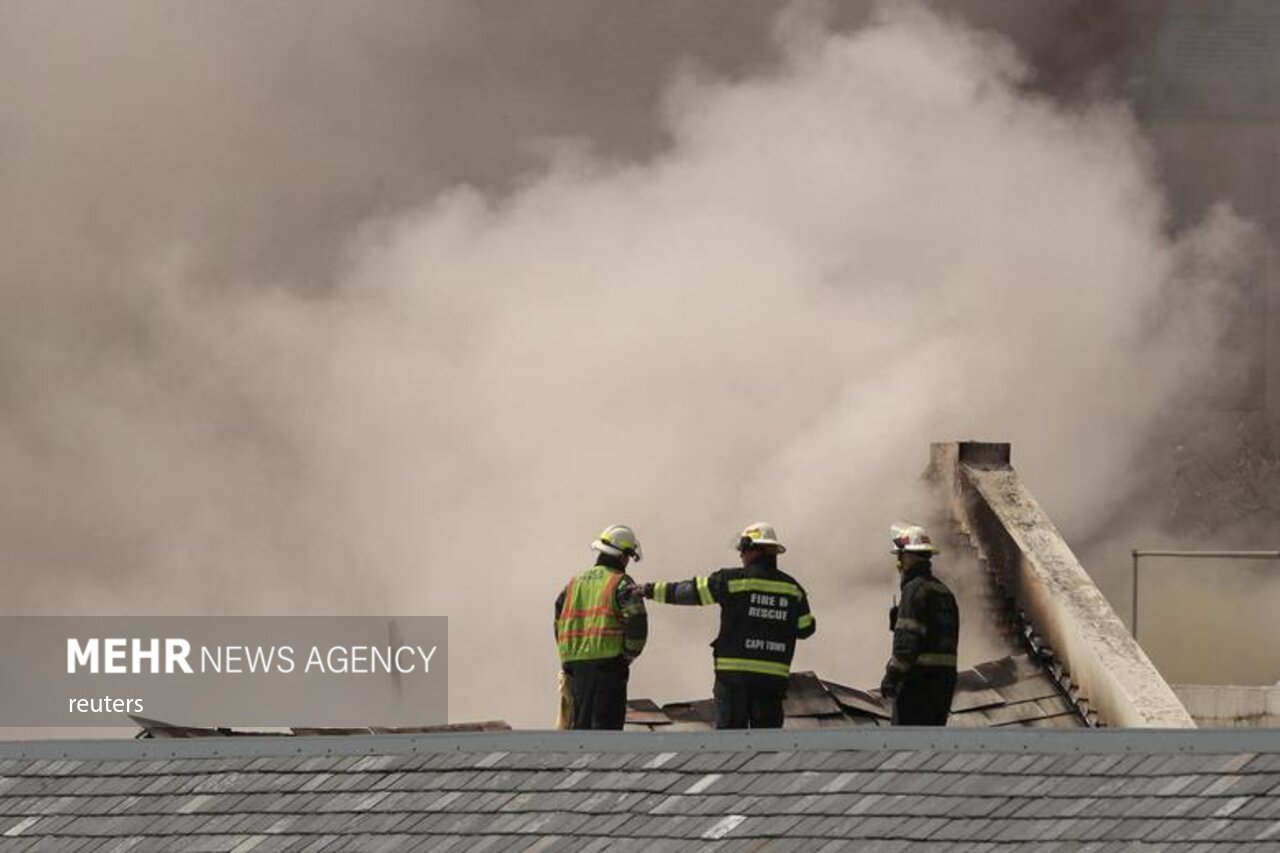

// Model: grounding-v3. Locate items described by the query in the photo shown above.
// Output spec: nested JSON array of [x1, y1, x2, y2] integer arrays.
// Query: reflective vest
[[556, 567, 625, 663]]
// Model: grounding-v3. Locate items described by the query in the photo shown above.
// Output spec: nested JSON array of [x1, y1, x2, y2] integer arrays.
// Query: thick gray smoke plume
[[0, 2, 1257, 725]]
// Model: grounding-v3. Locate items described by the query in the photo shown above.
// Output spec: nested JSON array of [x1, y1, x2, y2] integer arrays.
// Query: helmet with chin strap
[[591, 524, 642, 561]]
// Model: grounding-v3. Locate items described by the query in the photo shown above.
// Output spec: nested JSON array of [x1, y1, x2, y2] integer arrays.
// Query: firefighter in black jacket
[[641, 522, 815, 729], [880, 523, 959, 725]]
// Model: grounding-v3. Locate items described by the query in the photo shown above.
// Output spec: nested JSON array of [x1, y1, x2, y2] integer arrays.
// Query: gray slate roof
[[0, 728, 1278, 851]]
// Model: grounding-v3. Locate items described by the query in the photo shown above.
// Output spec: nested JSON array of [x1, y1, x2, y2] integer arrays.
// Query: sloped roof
[[625, 655, 1084, 731], [0, 728, 1277, 850]]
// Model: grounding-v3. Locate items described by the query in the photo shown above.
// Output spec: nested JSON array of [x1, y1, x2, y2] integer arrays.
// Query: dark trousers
[[892, 667, 957, 726], [713, 672, 788, 729], [564, 658, 629, 730]]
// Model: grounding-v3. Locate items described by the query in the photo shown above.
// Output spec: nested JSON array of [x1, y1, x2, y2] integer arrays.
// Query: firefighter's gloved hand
[[639, 582, 655, 599], [880, 673, 900, 699], [888, 604, 899, 631]]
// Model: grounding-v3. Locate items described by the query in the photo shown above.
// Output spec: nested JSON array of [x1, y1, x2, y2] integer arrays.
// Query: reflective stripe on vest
[[557, 568, 625, 663], [714, 656, 791, 678], [726, 578, 803, 598]]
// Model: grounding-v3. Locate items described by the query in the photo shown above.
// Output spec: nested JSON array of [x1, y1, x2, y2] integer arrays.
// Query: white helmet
[[736, 522, 786, 554], [890, 523, 938, 554], [591, 524, 642, 561]]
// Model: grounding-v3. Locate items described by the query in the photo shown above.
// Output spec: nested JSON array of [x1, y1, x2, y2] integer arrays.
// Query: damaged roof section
[[625, 655, 1085, 731], [625, 442, 1119, 732], [629, 441, 1197, 731]]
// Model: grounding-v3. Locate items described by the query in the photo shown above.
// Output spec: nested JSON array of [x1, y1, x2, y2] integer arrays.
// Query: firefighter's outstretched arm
[[640, 573, 722, 606]]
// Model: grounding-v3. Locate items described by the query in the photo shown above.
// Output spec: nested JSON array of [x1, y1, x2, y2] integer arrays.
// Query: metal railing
[[1130, 549, 1280, 641]]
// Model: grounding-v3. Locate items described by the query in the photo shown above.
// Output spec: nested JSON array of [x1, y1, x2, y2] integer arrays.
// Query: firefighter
[[554, 524, 648, 730], [640, 522, 815, 729], [880, 523, 959, 725]]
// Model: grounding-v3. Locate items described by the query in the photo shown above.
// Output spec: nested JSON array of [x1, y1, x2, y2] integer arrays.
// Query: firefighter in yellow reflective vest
[[880, 523, 959, 725], [640, 522, 815, 729], [554, 525, 648, 730]]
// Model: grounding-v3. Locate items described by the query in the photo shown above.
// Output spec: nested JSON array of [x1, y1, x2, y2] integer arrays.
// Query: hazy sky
[[0, 2, 1261, 726]]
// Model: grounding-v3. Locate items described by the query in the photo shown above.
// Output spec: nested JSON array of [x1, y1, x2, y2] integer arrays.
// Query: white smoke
[[0, 3, 1255, 725]]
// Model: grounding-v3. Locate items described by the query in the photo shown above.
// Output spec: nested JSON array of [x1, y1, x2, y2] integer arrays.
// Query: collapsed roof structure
[[625, 442, 1193, 732]]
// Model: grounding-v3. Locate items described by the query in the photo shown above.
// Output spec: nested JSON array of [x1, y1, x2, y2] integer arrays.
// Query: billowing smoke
[[0, 2, 1258, 726]]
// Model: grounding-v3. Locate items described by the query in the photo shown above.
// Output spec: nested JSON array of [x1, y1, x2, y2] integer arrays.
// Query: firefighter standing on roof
[[880, 523, 960, 725], [554, 525, 648, 730], [641, 522, 815, 729]]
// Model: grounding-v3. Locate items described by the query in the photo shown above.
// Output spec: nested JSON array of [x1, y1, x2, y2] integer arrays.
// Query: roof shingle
[[0, 728, 1275, 849]]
